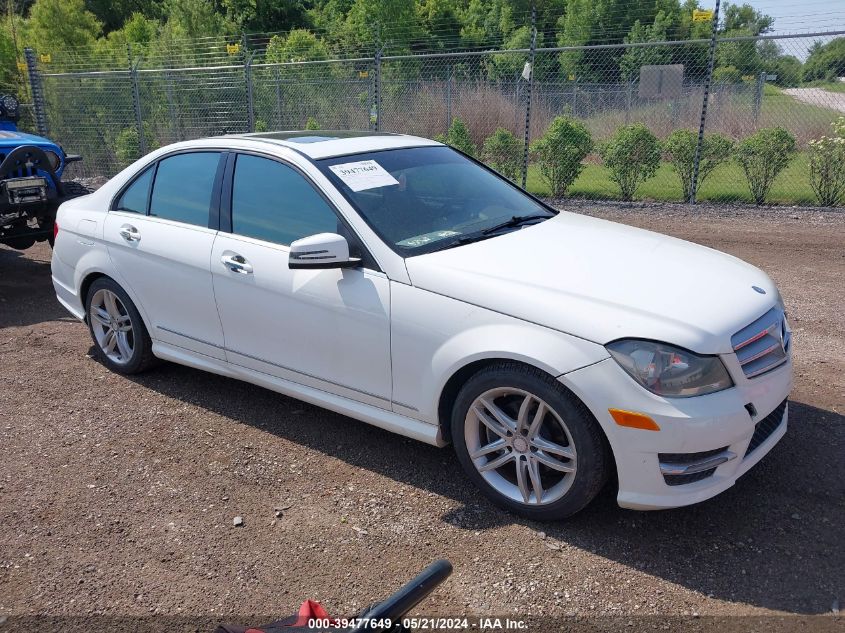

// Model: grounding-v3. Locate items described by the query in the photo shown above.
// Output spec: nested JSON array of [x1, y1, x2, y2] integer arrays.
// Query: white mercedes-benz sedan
[[51, 131, 792, 519]]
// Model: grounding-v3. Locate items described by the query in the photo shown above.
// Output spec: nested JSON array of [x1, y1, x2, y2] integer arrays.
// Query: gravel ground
[[1, 201, 843, 631]]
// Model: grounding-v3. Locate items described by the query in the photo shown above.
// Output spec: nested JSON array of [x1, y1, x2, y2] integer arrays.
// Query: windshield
[[317, 146, 555, 256]]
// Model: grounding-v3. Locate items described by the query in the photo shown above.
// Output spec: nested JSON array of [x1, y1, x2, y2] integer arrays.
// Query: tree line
[[0, 0, 841, 86]]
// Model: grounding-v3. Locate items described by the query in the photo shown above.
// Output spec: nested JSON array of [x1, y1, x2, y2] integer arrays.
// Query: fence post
[[245, 51, 256, 133], [521, 4, 537, 189], [274, 65, 283, 128], [130, 60, 146, 157], [446, 64, 453, 130], [164, 69, 179, 142], [24, 48, 48, 136], [372, 48, 382, 131], [752, 70, 765, 122], [690, 0, 721, 204]]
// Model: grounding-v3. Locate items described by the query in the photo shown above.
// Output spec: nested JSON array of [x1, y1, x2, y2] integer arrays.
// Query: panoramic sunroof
[[252, 130, 399, 144]]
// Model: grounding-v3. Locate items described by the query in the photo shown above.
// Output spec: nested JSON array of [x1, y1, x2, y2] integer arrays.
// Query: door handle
[[221, 253, 253, 274], [118, 225, 141, 242]]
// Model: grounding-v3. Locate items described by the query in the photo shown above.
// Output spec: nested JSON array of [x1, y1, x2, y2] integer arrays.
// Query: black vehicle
[[0, 94, 91, 250]]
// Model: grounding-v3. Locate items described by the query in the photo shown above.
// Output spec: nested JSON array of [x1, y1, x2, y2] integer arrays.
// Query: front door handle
[[221, 253, 253, 274], [118, 224, 140, 242]]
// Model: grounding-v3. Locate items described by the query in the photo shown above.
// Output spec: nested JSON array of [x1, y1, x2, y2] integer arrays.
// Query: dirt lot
[[1, 202, 843, 630]]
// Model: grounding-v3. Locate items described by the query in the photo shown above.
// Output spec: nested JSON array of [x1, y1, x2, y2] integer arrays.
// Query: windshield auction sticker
[[328, 160, 399, 192]]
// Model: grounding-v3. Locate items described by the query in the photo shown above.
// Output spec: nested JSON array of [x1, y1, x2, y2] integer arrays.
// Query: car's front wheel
[[452, 362, 609, 520], [85, 277, 157, 374]]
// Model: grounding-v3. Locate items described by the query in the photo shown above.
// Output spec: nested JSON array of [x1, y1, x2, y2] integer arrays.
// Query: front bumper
[[561, 354, 793, 510]]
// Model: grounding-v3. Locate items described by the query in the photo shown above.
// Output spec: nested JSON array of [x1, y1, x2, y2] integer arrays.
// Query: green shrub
[[808, 117, 845, 206], [305, 116, 320, 130], [711, 65, 743, 83], [254, 119, 268, 133], [734, 127, 796, 205], [481, 127, 523, 182], [437, 117, 477, 157], [599, 123, 661, 201], [663, 130, 733, 201], [529, 116, 593, 197]]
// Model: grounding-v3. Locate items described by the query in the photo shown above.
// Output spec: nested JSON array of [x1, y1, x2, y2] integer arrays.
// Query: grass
[[525, 152, 820, 205], [802, 80, 845, 94]]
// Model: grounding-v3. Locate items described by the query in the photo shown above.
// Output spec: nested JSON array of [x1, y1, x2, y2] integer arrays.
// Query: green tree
[[416, 0, 462, 51], [619, 11, 673, 81], [530, 116, 593, 197], [25, 0, 102, 52], [599, 123, 661, 201], [83, 0, 161, 34], [722, 3, 773, 36], [803, 37, 845, 82], [223, 0, 309, 33], [734, 127, 796, 205], [265, 29, 329, 63], [342, 0, 419, 52], [489, 26, 548, 80], [164, 0, 229, 38]]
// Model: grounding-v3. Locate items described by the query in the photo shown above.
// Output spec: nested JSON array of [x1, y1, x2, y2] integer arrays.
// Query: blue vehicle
[[0, 94, 91, 250]]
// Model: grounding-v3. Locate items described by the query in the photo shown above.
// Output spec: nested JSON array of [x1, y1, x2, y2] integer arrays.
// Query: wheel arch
[[78, 270, 153, 336], [438, 356, 618, 497], [436, 356, 609, 449]]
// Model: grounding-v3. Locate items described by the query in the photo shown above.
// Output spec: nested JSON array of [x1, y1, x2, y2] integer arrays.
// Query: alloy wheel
[[464, 387, 577, 505], [89, 288, 135, 365]]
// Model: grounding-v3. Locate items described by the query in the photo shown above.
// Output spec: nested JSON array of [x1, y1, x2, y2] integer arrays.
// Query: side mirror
[[289, 233, 361, 270]]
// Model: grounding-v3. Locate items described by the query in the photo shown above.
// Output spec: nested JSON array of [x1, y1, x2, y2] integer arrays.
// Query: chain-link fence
[[26, 29, 845, 206]]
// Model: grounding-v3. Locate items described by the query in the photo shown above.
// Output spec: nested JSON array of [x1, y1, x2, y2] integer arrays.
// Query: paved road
[[783, 87, 845, 114]]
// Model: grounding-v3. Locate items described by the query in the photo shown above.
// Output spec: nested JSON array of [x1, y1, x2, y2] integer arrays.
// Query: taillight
[[53, 221, 59, 240]]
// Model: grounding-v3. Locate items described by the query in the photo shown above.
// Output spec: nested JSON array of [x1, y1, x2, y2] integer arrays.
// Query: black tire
[[451, 361, 609, 520], [85, 277, 158, 374], [61, 180, 93, 198]]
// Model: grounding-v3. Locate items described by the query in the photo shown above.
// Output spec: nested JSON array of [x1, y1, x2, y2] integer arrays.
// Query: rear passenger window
[[231, 154, 339, 245], [115, 166, 153, 214], [149, 152, 221, 227]]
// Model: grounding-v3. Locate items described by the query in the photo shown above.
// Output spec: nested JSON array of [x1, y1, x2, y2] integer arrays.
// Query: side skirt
[[151, 341, 447, 447]]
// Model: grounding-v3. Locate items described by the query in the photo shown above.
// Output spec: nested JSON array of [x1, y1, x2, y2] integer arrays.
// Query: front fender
[[390, 282, 608, 425]]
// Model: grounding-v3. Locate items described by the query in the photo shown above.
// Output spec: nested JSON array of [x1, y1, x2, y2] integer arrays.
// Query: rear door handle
[[118, 225, 140, 242], [221, 253, 253, 274]]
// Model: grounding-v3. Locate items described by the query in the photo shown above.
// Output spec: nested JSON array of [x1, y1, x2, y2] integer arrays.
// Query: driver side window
[[230, 154, 339, 246]]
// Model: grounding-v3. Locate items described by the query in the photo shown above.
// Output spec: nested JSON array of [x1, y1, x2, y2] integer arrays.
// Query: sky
[[743, 0, 845, 35]]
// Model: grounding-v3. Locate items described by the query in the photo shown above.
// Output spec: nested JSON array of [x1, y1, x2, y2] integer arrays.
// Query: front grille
[[744, 399, 787, 457], [731, 307, 790, 378]]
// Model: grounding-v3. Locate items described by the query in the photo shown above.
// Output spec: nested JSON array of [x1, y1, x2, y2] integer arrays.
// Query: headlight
[[2, 94, 18, 115], [606, 339, 732, 398], [45, 150, 61, 171]]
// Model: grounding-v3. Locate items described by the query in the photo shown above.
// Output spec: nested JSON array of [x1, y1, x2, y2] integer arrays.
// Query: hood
[[404, 212, 778, 354], [0, 129, 60, 150]]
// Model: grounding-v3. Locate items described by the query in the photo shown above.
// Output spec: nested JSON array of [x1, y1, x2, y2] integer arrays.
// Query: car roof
[[223, 130, 442, 159]]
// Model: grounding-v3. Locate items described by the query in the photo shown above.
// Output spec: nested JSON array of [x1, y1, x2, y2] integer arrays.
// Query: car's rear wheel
[[451, 362, 609, 520], [85, 278, 157, 374]]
